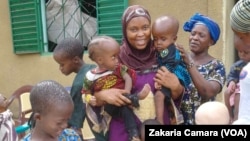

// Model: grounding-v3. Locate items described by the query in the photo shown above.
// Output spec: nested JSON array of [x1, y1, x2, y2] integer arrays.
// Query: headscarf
[[119, 5, 156, 72], [230, 0, 250, 33], [183, 13, 220, 45]]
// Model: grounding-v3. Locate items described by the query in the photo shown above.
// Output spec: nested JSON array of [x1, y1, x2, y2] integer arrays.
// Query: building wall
[[0, 1, 95, 114], [1, 0, 235, 113]]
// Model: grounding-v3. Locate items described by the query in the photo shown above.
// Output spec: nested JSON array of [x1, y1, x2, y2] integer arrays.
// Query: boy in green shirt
[[53, 38, 96, 140]]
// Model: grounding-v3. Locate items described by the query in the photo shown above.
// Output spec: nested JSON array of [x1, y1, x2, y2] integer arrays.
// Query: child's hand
[[154, 82, 162, 90], [89, 96, 97, 106], [228, 81, 237, 94], [85, 94, 97, 106]]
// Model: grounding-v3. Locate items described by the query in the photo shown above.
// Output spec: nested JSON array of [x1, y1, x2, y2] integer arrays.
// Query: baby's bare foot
[[138, 83, 151, 100]]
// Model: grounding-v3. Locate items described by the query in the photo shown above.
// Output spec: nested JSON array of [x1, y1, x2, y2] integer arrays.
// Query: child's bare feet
[[138, 83, 151, 100]]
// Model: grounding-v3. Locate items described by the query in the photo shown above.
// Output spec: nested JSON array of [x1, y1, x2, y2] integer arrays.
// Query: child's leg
[[233, 93, 240, 122], [123, 84, 151, 108], [104, 104, 120, 117], [154, 90, 165, 124], [119, 106, 139, 141], [224, 89, 234, 121], [106, 105, 140, 140], [137, 83, 151, 100]]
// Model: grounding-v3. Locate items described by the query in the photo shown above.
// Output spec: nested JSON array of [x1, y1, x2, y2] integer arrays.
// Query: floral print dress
[[181, 59, 226, 125]]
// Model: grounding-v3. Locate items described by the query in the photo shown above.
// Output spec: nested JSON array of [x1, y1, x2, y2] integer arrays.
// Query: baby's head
[[152, 15, 179, 51], [195, 101, 230, 125], [88, 36, 120, 70], [234, 35, 250, 63], [53, 38, 85, 75], [30, 80, 74, 138]]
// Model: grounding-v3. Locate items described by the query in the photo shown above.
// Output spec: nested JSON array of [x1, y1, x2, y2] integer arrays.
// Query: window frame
[[9, 0, 128, 54]]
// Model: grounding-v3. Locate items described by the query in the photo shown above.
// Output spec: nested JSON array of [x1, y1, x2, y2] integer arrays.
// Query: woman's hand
[[94, 88, 131, 106], [153, 66, 184, 100], [176, 43, 193, 65], [154, 82, 162, 90]]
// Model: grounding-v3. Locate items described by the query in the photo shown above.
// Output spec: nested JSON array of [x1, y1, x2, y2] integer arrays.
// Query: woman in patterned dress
[[177, 13, 226, 125]]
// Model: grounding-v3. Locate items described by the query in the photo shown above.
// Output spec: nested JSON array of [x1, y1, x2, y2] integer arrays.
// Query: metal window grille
[[45, 0, 97, 52]]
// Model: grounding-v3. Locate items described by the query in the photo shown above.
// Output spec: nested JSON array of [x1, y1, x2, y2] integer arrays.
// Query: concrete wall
[[1, 0, 236, 114]]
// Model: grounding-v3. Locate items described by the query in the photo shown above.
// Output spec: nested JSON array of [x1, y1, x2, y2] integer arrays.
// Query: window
[[9, 0, 127, 54], [9, 0, 43, 54], [97, 0, 128, 44]]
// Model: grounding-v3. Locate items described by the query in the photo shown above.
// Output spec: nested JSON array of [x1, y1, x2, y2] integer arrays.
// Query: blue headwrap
[[183, 13, 220, 45]]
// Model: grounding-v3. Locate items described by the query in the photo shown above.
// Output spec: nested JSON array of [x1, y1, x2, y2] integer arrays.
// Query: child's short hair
[[30, 80, 73, 115], [54, 38, 84, 58]]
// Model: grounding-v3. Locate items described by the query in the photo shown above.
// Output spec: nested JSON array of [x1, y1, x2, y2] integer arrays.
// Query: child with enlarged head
[[152, 15, 191, 125], [82, 35, 151, 141], [21, 80, 81, 141]]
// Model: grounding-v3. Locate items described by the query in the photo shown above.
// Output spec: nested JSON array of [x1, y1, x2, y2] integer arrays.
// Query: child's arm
[[233, 91, 240, 122], [224, 88, 233, 120], [123, 72, 133, 94], [227, 81, 237, 94], [227, 61, 242, 87], [224, 81, 237, 121]]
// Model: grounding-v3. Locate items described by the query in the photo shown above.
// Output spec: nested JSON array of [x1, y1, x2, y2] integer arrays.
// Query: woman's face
[[189, 24, 213, 54], [126, 17, 151, 50]]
